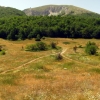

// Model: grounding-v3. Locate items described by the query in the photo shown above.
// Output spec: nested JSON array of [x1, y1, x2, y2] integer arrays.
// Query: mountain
[[0, 6, 26, 18], [23, 5, 99, 16]]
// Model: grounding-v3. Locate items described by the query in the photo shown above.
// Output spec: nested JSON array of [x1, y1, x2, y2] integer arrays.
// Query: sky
[[0, 0, 100, 14]]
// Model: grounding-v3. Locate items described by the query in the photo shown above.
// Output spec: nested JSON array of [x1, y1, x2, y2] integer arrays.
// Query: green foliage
[[85, 41, 98, 55], [35, 34, 41, 41], [26, 41, 47, 51], [25, 44, 35, 51], [89, 68, 100, 74], [0, 74, 17, 85], [62, 62, 75, 70], [0, 45, 6, 55], [0, 50, 6, 55], [0, 6, 25, 18], [35, 42, 47, 50], [0, 15, 100, 40]]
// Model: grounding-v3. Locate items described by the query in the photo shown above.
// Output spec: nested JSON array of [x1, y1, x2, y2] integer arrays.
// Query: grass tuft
[[89, 68, 100, 74], [0, 74, 18, 85], [63, 41, 70, 45]]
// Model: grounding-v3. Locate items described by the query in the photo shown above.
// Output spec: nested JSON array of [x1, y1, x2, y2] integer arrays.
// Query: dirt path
[[0, 50, 61, 74], [61, 49, 95, 67], [0, 48, 95, 75]]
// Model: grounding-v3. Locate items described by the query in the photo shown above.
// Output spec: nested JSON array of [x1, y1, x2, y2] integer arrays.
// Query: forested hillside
[[0, 6, 26, 18], [0, 15, 100, 40]]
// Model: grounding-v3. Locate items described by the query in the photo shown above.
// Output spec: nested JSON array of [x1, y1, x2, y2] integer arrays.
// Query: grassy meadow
[[0, 38, 100, 100]]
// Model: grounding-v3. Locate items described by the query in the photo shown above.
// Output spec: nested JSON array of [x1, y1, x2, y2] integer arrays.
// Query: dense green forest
[[0, 15, 100, 40]]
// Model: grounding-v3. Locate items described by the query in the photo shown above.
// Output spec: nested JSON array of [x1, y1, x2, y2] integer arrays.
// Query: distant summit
[[0, 5, 99, 18], [23, 5, 99, 16]]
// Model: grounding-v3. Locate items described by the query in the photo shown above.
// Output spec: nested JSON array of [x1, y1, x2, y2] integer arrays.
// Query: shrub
[[35, 34, 41, 41], [25, 44, 35, 51], [55, 53, 63, 60], [25, 41, 47, 51], [36, 41, 47, 51], [73, 45, 77, 53], [0, 50, 6, 55], [0, 45, 2, 51], [85, 41, 98, 55]]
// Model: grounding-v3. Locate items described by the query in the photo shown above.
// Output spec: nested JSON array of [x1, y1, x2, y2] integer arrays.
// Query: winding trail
[[0, 47, 95, 75], [61, 49, 95, 67], [0, 49, 65, 74]]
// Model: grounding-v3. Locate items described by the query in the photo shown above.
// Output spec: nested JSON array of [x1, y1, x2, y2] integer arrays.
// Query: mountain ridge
[[23, 5, 99, 16], [0, 5, 99, 18]]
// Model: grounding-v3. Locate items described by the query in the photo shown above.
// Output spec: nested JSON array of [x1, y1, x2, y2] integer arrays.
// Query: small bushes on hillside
[[50, 42, 57, 49], [0, 45, 6, 55], [25, 41, 47, 51], [25, 41, 60, 52], [73, 45, 77, 53], [0, 50, 6, 55], [55, 53, 63, 60], [85, 41, 98, 55]]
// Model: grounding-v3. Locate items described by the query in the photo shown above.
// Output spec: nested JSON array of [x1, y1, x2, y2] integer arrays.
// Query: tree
[[50, 42, 57, 49], [35, 34, 41, 41], [85, 41, 98, 55]]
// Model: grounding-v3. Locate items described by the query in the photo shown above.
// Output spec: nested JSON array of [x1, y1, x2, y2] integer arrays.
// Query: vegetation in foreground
[[0, 38, 100, 100]]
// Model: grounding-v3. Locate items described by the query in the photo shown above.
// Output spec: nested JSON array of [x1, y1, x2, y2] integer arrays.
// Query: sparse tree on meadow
[[85, 41, 98, 55]]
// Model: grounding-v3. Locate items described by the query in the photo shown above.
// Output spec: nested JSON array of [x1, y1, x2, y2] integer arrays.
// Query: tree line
[[0, 15, 100, 40]]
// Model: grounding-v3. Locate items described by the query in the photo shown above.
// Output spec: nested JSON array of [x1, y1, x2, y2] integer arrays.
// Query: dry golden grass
[[0, 38, 100, 100]]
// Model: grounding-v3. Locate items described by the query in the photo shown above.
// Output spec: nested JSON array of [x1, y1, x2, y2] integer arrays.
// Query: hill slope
[[0, 6, 26, 17], [23, 5, 98, 16]]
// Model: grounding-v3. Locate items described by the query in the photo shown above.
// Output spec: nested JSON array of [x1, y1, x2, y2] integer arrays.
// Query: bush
[[85, 41, 98, 55], [25, 41, 47, 51], [73, 46, 77, 53], [0, 50, 6, 55], [50, 42, 57, 49], [35, 34, 41, 41], [36, 42, 47, 51], [55, 53, 63, 60], [25, 44, 35, 51]]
